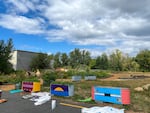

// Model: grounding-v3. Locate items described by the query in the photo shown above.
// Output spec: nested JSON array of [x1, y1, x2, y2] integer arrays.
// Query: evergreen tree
[[0, 38, 14, 74]]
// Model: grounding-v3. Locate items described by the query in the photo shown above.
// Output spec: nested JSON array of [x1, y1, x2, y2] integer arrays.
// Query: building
[[9, 50, 39, 70]]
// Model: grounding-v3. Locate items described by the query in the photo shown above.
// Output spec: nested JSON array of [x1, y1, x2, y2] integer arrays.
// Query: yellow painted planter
[[22, 81, 41, 92]]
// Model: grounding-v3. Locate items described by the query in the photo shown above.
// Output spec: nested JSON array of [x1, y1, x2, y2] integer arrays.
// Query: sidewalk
[[0, 92, 80, 113]]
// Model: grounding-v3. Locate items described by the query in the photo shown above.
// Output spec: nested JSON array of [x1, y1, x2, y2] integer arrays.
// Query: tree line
[[0, 38, 150, 74], [30, 48, 150, 72]]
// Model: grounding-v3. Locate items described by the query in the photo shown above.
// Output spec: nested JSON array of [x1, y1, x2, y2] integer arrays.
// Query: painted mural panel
[[51, 84, 69, 96]]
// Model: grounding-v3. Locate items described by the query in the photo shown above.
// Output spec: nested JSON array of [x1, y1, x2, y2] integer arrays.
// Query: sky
[[0, 0, 150, 57]]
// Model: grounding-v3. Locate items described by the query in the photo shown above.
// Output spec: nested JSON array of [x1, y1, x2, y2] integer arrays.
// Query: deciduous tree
[[30, 53, 50, 70], [135, 49, 150, 71]]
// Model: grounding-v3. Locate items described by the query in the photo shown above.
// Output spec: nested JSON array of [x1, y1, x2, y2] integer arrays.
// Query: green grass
[[56, 78, 150, 112]]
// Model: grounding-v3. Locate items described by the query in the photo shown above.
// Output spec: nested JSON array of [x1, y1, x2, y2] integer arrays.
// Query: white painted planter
[[72, 76, 82, 82], [85, 76, 96, 81]]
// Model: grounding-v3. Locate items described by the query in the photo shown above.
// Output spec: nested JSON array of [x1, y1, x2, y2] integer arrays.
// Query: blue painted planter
[[51, 84, 74, 97], [92, 86, 130, 105]]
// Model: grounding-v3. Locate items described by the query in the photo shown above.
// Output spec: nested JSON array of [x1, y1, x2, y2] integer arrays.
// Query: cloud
[[19, 44, 43, 52], [1, 0, 150, 56], [4, 0, 37, 13], [0, 14, 45, 34]]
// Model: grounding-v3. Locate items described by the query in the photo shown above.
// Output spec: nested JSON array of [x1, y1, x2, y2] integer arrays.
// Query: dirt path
[[102, 72, 150, 81]]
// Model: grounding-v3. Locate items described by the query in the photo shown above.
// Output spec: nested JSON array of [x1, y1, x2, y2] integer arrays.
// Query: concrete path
[[0, 92, 81, 113]]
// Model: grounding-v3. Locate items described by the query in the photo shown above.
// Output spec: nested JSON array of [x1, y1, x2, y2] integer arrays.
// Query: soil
[[0, 84, 15, 91], [102, 72, 150, 81]]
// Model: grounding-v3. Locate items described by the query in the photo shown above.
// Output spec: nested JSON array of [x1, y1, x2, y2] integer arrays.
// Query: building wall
[[10, 50, 39, 70], [9, 50, 17, 70]]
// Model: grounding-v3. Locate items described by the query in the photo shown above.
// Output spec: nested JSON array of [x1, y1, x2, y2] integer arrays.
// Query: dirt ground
[[0, 84, 15, 91], [102, 72, 150, 81], [56, 72, 150, 82]]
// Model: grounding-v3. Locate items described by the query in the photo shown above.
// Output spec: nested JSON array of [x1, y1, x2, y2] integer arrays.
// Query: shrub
[[42, 72, 56, 86], [83, 71, 110, 78], [8, 71, 26, 83], [0, 75, 9, 83], [24, 76, 40, 82], [51, 81, 73, 85], [66, 70, 76, 77]]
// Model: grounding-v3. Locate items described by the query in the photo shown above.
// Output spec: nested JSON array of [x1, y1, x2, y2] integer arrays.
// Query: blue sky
[[0, 0, 150, 56]]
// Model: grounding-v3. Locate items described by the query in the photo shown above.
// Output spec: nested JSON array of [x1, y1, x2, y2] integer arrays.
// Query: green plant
[[0, 38, 14, 74], [51, 81, 73, 85], [42, 72, 56, 86], [24, 76, 40, 82], [72, 94, 84, 101], [0, 75, 9, 83], [94, 71, 110, 78]]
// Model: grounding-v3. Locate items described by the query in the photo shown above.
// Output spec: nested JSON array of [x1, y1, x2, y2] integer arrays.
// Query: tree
[[122, 55, 139, 71], [130, 61, 140, 72], [69, 48, 81, 68], [0, 38, 14, 74], [95, 53, 108, 70], [109, 49, 124, 71], [135, 49, 150, 71], [48, 54, 54, 69], [30, 53, 50, 70], [61, 53, 69, 67], [90, 58, 96, 69], [80, 50, 91, 66], [53, 52, 62, 68], [69, 48, 91, 68], [95, 56, 101, 69]]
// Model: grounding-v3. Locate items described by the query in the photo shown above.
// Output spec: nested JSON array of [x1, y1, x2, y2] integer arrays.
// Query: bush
[[95, 71, 110, 78], [65, 70, 76, 77], [0, 71, 26, 84], [42, 72, 56, 86], [24, 76, 40, 82], [83, 70, 110, 78], [8, 71, 26, 83], [51, 81, 73, 85], [0, 75, 9, 83]]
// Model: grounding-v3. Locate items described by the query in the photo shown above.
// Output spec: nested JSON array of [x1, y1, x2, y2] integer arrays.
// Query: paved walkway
[[0, 92, 81, 113]]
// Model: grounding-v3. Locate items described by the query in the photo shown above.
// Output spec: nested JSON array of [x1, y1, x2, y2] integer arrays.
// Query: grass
[[61, 78, 150, 113]]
